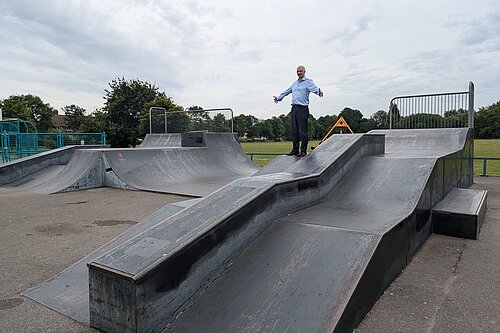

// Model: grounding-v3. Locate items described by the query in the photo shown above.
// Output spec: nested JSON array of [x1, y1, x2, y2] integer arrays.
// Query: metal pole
[[149, 108, 152, 134], [389, 102, 393, 129], [468, 81, 474, 128], [149, 107, 167, 134]]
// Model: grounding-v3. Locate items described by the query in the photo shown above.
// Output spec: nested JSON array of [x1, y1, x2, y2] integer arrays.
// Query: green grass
[[242, 139, 500, 176], [241, 140, 321, 167], [474, 139, 500, 176]]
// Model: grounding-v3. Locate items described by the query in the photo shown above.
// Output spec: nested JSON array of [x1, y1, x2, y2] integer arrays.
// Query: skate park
[[0, 89, 499, 333]]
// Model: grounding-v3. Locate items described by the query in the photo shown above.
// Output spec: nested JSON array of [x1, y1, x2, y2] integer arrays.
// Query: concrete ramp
[[105, 134, 259, 196], [86, 133, 385, 333], [20, 149, 103, 194], [252, 155, 301, 176], [0, 145, 105, 186], [1, 133, 260, 197], [138, 133, 181, 147], [21, 129, 473, 333], [166, 129, 473, 333]]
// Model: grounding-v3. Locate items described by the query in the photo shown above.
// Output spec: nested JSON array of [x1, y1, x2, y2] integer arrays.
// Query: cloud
[[0, 0, 499, 119], [447, 12, 500, 49], [323, 13, 381, 45]]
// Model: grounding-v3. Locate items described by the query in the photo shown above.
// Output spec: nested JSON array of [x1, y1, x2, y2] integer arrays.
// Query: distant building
[[52, 110, 69, 131]]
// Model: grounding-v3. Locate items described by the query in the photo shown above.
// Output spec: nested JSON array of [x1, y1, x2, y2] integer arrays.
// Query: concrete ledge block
[[433, 188, 487, 239]]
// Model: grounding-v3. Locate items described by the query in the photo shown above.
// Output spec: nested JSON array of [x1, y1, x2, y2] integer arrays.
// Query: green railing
[[474, 157, 500, 177]]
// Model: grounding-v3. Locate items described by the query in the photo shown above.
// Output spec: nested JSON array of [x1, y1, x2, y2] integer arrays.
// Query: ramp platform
[[433, 188, 487, 239]]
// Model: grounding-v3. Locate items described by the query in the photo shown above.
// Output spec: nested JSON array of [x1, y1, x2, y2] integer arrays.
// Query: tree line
[[1, 78, 498, 147]]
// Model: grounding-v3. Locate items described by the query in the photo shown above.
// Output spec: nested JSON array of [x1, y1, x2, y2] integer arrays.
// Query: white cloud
[[1, 0, 499, 119]]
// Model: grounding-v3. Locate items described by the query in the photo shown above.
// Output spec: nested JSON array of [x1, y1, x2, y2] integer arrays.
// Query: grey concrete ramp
[[87, 133, 385, 333], [5, 149, 103, 194], [0, 145, 105, 186], [2, 133, 260, 197], [165, 128, 473, 333], [5, 164, 66, 190], [104, 133, 260, 196], [138, 133, 181, 147], [252, 155, 301, 176], [371, 128, 468, 156]]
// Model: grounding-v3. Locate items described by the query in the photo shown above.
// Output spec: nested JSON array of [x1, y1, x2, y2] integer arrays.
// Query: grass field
[[242, 139, 500, 176], [474, 139, 500, 176]]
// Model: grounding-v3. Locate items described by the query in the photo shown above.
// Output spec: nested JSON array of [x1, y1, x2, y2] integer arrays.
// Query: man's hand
[[319, 89, 324, 97], [273, 96, 279, 104]]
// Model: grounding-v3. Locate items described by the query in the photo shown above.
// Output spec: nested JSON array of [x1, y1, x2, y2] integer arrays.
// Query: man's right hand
[[273, 96, 278, 104]]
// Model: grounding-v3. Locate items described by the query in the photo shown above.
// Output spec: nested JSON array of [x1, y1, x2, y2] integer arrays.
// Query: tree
[[212, 113, 230, 132], [388, 102, 401, 128], [1, 94, 55, 131], [234, 114, 259, 138], [315, 114, 337, 139], [307, 114, 318, 139], [268, 116, 285, 140], [80, 109, 108, 133], [370, 110, 389, 129], [338, 107, 363, 132], [279, 114, 291, 140], [103, 77, 181, 147], [443, 108, 468, 128], [62, 104, 86, 131], [475, 101, 500, 139], [186, 106, 210, 132]]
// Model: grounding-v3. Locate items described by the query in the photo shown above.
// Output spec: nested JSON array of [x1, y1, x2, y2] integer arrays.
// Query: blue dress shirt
[[275, 77, 321, 106]]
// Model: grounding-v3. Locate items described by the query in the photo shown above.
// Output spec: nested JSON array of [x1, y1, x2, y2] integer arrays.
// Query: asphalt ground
[[0, 177, 498, 333]]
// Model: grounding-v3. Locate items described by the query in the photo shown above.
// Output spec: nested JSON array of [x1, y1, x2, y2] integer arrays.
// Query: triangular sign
[[332, 116, 353, 133]]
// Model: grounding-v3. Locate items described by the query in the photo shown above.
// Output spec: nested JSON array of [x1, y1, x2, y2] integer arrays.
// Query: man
[[273, 65, 323, 157]]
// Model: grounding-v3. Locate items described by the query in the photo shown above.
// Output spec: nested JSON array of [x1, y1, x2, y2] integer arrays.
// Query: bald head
[[296, 65, 306, 79]]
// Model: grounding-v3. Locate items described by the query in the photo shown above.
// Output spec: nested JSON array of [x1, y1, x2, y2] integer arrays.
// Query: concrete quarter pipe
[[1, 132, 259, 197]]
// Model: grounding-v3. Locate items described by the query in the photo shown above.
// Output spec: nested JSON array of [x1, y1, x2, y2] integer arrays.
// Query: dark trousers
[[291, 105, 309, 153]]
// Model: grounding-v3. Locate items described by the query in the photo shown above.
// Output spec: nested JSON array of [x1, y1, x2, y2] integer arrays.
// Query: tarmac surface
[[0, 177, 498, 333]]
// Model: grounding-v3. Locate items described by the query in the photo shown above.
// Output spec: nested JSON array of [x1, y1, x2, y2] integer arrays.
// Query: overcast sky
[[1, 0, 499, 119]]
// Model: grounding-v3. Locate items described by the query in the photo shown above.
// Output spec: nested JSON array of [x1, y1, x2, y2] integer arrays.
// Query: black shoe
[[286, 151, 299, 156], [298, 152, 307, 157]]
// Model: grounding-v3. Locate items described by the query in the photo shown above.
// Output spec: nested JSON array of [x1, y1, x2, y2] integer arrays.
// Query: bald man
[[273, 65, 323, 157]]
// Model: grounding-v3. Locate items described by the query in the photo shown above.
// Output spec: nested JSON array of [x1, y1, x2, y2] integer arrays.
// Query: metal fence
[[389, 81, 474, 129], [1, 131, 106, 163], [474, 157, 500, 176], [149, 108, 234, 134]]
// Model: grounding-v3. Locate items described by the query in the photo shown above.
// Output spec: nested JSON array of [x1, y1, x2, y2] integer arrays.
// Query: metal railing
[[149, 108, 234, 134], [389, 81, 474, 129], [474, 157, 500, 176], [1, 131, 106, 162]]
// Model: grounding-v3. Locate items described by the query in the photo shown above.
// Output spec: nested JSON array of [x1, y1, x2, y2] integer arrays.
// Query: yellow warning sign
[[331, 116, 354, 134], [311, 117, 354, 149]]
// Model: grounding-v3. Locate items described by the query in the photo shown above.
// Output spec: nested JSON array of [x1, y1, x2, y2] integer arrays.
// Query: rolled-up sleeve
[[276, 86, 292, 101], [306, 79, 320, 95]]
